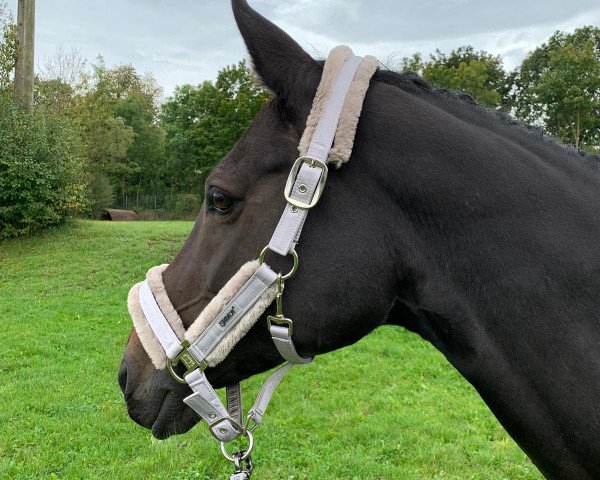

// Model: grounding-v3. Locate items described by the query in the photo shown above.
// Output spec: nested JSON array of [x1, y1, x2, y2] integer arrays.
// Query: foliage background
[[0, 0, 598, 238], [512, 26, 600, 151]]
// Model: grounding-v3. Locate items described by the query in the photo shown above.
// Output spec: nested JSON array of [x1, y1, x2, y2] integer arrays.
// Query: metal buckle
[[284, 156, 328, 209], [244, 413, 260, 434], [267, 316, 294, 336], [166, 340, 207, 384]]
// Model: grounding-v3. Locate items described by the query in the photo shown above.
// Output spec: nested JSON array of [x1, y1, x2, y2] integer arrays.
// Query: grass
[[0, 220, 542, 479]]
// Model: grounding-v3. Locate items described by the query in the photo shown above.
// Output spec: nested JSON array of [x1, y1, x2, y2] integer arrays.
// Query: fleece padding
[[183, 260, 277, 367], [129, 282, 170, 369], [129, 261, 276, 369], [299, 46, 378, 168]]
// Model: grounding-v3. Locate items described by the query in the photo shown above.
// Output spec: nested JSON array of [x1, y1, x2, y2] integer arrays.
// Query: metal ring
[[166, 361, 187, 384], [220, 430, 254, 462], [258, 246, 299, 280]]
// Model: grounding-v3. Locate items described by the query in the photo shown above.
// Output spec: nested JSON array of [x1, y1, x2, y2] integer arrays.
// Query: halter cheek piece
[[128, 46, 377, 477]]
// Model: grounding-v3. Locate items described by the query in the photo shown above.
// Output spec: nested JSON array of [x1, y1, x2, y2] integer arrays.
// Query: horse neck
[[364, 81, 600, 478]]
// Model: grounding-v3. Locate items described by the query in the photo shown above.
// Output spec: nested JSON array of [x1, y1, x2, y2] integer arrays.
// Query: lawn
[[0, 220, 542, 479]]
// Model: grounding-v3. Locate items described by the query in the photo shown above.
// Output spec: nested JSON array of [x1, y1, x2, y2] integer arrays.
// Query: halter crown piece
[[128, 46, 377, 478]]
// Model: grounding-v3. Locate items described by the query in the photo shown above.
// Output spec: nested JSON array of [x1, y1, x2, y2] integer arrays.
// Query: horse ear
[[231, 0, 320, 118]]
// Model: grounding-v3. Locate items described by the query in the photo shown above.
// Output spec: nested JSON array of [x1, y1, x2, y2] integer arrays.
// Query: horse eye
[[208, 188, 235, 214]]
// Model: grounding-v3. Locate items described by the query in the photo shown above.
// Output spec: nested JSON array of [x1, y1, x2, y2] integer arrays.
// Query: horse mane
[[373, 69, 600, 171]]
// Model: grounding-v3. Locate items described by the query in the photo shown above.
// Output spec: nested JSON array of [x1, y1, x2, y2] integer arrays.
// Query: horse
[[119, 1, 600, 478]]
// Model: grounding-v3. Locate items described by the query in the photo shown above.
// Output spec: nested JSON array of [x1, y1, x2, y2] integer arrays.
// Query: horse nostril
[[118, 359, 128, 394]]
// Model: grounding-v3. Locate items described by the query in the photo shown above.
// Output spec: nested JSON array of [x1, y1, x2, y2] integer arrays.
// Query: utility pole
[[12, 0, 24, 102], [13, 0, 35, 111]]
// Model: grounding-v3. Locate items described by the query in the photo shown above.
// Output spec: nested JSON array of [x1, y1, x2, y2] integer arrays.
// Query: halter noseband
[[128, 46, 377, 477]]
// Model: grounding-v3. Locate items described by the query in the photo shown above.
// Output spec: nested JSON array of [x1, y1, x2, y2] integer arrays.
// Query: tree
[[160, 61, 270, 192], [34, 78, 76, 115], [39, 44, 87, 88], [114, 87, 165, 200], [403, 46, 509, 109], [513, 26, 600, 152], [401, 52, 423, 74], [0, 95, 87, 238], [67, 59, 165, 206], [0, 0, 17, 96], [34, 45, 88, 115]]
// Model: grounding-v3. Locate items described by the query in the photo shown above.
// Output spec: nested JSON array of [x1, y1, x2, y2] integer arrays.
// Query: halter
[[128, 46, 377, 478]]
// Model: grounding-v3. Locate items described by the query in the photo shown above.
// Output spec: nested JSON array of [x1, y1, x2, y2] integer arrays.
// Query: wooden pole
[[13, 0, 35, 111], [12, 0, 24, 105], [23, 0, 35, 110]]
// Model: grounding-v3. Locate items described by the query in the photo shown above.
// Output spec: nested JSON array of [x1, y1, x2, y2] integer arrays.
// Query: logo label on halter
[[218, 306, 236, 327]]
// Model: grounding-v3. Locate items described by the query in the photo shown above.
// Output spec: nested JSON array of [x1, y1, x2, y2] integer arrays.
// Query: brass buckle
[[267, 315, 293, 336], [284, 156, 328, 209], [166, 340, 207, 384]]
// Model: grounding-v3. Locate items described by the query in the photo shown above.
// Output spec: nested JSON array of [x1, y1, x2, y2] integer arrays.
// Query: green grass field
[[0, 220, 542, 479]]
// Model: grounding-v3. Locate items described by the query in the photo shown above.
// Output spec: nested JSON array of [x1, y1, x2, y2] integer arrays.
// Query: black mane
[[373, 69, 600, 171]]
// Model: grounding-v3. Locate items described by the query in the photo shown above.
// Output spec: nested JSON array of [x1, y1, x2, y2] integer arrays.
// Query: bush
[[0, 99, 87, 239]]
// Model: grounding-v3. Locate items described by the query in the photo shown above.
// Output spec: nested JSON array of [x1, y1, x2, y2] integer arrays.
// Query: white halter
[[128, 45, 377, 468]]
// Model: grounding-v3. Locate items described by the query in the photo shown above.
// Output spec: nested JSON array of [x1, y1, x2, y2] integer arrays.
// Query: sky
[[7, 0, 600, 97]]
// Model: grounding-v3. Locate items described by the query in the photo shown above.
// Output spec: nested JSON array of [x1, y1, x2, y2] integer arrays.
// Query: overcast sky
[[7, 0, 600, 97]]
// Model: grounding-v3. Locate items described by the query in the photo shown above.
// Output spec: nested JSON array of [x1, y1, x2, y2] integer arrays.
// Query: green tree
[[61, 59, 165, 207], [33, 56, 133, 213], [0, 0, 17, 96], [112, 75, 165, 202], [0, 4, 88, 237], [35, 78, 77, 114], [90, 61, 165, 203], [161, 61, 270, 192], [35, 46, 88, 115], [401, 52, 423, 74], [403, 46, 509, 108], [514, 26, 600, 152], [34, 56, 167, 212], [0, 96, 87, 238]]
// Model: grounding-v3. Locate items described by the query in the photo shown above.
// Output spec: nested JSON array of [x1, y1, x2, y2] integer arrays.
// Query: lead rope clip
[[229, 451, 253, 479], [221, 430, 254, 479], [266, 274, 294, 335]]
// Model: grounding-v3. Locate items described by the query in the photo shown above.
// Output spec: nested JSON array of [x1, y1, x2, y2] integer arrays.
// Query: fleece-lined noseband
[[128, 46, 377, 476]]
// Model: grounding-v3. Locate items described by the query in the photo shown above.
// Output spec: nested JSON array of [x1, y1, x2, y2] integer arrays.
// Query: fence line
[[113, 193, 202, 220]]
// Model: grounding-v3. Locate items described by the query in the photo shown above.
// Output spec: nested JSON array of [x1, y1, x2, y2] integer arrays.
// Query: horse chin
[[151, 391, 200, 439]]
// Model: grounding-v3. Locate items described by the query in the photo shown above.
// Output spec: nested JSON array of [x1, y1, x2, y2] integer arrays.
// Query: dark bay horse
[[119, 1, 600, 478]]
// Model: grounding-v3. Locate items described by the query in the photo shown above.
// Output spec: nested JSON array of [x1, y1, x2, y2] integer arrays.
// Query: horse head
[[119, 0, 399, 439]]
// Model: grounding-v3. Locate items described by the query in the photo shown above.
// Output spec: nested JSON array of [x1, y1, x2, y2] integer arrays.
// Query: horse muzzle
[[118, 355, 200, 439]]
